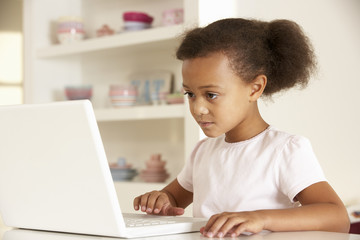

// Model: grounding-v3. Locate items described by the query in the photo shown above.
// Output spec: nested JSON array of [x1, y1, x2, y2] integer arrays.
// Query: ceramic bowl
[[165, 93, 184, 104], [110, 168, 138, 181], [123, 12, 153, 31], [123, 12, 153, 23], [109, 85, 138, 107], [65, 85, 92, 100], [124, 21, 151, 31], [139, 170, 169, 183]]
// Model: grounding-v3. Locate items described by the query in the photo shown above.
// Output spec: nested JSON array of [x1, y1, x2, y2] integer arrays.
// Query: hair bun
[[265, 19, 317, 95]]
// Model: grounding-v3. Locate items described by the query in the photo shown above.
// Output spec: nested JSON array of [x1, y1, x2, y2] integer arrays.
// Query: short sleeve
[[177, 139, 207, 193], [277, 136, 327, 202]]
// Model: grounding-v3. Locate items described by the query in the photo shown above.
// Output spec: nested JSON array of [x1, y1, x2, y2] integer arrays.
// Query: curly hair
[[176, 18, 317, 96]]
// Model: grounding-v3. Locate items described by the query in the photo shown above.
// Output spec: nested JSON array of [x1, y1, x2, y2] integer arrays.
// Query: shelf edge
[[37, 25, 185, 58], [94, 104, 186, 122]]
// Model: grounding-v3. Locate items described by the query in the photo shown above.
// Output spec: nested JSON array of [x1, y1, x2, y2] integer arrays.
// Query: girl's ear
[[249, 75, 267, 102]]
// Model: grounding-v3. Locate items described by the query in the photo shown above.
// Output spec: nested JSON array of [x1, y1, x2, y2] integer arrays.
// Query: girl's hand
[[133, 190, 184, 216], [201, 211, 265, 238]]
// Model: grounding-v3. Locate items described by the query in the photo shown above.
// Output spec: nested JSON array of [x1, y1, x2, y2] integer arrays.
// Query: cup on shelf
[[162, 8, 183, 26], [65, 85, 92, 100], [57, 16, 85, 44], [123, 11, 153, 31], [109, 84, 138, 107]]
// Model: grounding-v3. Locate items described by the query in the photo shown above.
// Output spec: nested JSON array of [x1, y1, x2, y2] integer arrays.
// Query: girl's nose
[[192, 100, 209, 116]]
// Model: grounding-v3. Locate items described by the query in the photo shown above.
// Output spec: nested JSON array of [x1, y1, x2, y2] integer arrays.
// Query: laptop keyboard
[[125, 217, 177, 227]]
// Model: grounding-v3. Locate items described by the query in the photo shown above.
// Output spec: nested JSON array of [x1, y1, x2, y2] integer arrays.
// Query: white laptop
[[0, 100, 206, 238]]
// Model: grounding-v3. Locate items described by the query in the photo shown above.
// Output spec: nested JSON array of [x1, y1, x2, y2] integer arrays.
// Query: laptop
[[0, 100, 206, 238]]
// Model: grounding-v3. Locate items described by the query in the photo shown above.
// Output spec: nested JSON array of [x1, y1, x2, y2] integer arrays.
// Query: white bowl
[[124, 21, 151, 31]]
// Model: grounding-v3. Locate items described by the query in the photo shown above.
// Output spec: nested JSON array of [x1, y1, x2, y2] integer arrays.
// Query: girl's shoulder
[[266, 126, 311, 145], [265, 126, 315, 158]]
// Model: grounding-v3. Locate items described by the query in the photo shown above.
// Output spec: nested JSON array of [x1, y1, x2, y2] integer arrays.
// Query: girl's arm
[[201, 181, 350, 238], [133, 178, 193, 216]]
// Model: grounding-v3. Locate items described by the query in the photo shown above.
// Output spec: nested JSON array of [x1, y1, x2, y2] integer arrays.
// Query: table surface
[[0, 227, 359, 240]]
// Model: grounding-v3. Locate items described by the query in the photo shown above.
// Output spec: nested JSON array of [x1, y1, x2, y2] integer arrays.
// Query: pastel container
[[109, 85, 138, 107], [57, 16, 85, 44], [162, 8, 183, 26]]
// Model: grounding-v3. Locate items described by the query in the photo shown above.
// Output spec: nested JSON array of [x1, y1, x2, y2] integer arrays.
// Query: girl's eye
[[184, 91, 195, 98], [207, 93, 218, 100]]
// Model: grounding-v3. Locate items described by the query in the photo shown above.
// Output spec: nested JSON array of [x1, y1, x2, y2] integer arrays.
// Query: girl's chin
[[201, 130, 223, 138]]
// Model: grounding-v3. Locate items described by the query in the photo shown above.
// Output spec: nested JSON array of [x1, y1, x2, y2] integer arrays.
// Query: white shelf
[[94, 104, 185, 122], [37, 24, 185, 58], [24, 0, 201, 200]]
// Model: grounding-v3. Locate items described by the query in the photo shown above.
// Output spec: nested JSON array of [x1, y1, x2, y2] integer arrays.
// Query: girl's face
[[182, 52, 262, 142]]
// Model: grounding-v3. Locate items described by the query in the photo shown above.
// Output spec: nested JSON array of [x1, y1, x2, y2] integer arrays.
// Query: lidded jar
[[57, 16, 85, 44]]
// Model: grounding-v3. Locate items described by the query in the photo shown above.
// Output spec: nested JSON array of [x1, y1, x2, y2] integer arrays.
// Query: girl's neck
[[225, 105, 269, 143]]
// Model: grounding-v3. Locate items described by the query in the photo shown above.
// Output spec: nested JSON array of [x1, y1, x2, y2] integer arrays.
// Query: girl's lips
[[198, 121, 213, 128]]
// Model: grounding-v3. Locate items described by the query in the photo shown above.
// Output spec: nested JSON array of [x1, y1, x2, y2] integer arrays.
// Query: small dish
[[123, 12, 153, 31], [65, 85, 92, 100], [109, 157, 138, 181], [123, 12, 153, 23], [165, 92, 184, 104]]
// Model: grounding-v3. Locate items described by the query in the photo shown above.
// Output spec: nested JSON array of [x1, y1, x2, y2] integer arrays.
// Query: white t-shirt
[[177, 126, 326, 218]]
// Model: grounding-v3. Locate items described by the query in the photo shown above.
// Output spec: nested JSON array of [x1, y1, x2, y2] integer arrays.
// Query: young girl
[[133, 18, 350, 237]]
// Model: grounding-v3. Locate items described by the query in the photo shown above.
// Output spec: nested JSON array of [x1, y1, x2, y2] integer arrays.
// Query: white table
[[0, 228, 359, 240]]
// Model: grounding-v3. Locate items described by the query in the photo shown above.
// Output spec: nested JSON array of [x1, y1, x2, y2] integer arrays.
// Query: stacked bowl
[[140, 154, 169, 183], [123, 12, 153, 31], [65, 85, 92, 100], [165, 92, 184, 104], [109, 85, 138, 107], [109, 158, 137, 182]]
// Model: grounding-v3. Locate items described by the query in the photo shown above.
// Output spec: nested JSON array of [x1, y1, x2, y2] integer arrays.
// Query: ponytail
[[264, 20, 317, 95]]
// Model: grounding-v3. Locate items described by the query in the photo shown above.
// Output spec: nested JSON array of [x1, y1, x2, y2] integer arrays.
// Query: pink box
[[162, 8, 183, 26]]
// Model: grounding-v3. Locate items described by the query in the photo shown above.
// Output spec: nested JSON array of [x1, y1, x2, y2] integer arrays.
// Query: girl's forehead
[[183, 52, 230, 68], [182, 53, 242, 88]]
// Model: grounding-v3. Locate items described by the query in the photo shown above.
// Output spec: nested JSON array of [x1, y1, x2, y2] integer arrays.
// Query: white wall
[[236, 0, 360, 205]]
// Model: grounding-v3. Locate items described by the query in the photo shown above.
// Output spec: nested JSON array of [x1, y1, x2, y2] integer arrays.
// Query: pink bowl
[[123, 12, 153, 23], [65, 85, 92, 100]]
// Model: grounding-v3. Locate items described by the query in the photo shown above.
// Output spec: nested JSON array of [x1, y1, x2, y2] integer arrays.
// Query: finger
[[224, 227, 236, 237], [162, 206, 185, 216], [204, 214, 228, 238], [139, 193, 151, 212], [232, 223, 249, 237], [216, 217, 243, 237], [203, 214, 220, 232], [232, 222, 261, 237], [153, 194, 170, 214], [145, 191, 162, 213], [133, 197, 140, 211], [133, 196, 141, 211]]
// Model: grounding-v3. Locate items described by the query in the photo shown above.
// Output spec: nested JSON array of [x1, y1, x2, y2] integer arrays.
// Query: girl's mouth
[[198, 121, 213, 128]]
